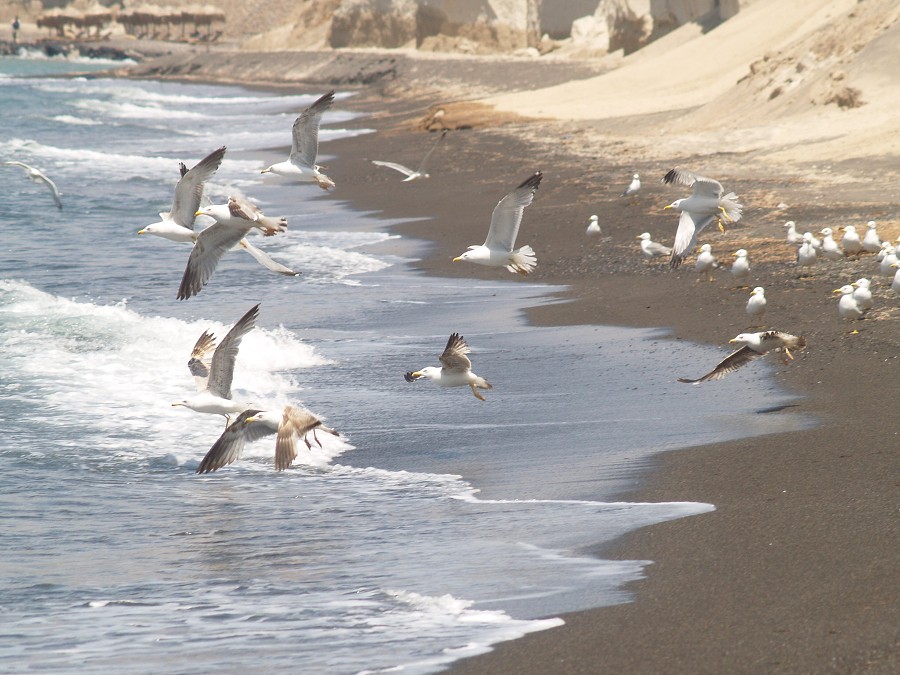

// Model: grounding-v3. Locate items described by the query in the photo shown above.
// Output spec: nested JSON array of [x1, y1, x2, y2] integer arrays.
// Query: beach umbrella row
[[36, 3, 225, 41]]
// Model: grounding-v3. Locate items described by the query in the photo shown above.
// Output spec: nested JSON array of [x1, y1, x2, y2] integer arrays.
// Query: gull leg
[[470, 384, 486, 401]]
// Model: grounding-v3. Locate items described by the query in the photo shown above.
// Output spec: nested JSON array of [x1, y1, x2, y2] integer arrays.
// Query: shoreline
[[117, 53, 899, 672]]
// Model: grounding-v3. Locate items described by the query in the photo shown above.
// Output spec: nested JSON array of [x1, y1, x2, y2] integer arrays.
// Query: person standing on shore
[[12, 16, 20, 43]]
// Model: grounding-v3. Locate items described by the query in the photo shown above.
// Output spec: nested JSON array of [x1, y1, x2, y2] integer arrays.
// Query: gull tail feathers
[[506, 245, 537, 275], [258, 216, 288, 236], [721, 192, 743, 222]]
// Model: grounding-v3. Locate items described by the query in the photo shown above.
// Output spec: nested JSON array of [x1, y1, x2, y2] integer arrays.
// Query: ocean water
[[0, 55, 811, 673]]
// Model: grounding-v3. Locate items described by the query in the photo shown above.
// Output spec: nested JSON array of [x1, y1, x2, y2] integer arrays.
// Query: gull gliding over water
[[678, 331, 806, 384], [453, 172, 542, 275], [172, 304, 259, 423], [661, 168, 743, 268], [196, 405, 340, 474], [405, 333, 493, 401], [2, 160, 62, 209], [178, 196, 290, 300], [372, 130, 447, 182], [261, 90, 336, 190]]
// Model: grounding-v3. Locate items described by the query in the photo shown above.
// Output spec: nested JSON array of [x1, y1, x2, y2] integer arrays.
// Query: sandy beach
[[14, 1, 898, 669]]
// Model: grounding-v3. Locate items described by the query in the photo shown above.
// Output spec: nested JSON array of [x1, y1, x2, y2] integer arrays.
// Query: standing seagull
[[453, 172, 542, 275], [404, 333, 493, 401], [621, 173, 640, 198], [371, 130, 447, 182], [172, 304, 259, 423], [841, 225, 862, 255], [835, 284, 865, 324], [678, 330, 806, 383], [852, 278, 873, 310], [261, 90, 335, 190], [695, 243, 718, 282], [862, 220, 881, 253], [820, 228, 844, 261], [784, 221, 802, 244], [661, 168, 743, 268], [746, 286, 767, 323], [731, 249, 750, 285], [586, 214, 601, 238], [2, 160, 62, 209], [196, 405, 340, 473], [638, 232, 671, 260], [178, 196, 289, 300], [796, 232, 817, 274]]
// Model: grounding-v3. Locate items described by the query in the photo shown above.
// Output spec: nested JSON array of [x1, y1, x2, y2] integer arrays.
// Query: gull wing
[[196, 409, 273, 474], [484, 172, 542, 252], [415, 129, 447, 174], [170, 146, 225, 229], [238, 239, 300, 276], [289, 90, 335, 169], [371, 160, 416, 177], [670, 210, 716, 269], [275, 406, 330, 471], [2, 160, 62, 209], [648, 240, 672, 256], [204, 304, 260, 399], [677, 345, 763, 383], [177, 222, 252, 300], [227, 195, 263, 222], [662, 167, 724, 199], [439, 333, 473, 374], [187, 330, 218, 391]]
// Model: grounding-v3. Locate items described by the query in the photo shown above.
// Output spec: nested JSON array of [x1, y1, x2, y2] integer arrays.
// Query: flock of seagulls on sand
[[9, 88, 897, 470]]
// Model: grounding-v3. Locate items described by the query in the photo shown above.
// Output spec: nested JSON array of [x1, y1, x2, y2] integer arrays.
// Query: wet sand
[[113, 49, 898, 672]]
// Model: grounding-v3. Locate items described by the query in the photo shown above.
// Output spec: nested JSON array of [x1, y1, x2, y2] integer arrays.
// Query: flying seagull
[[178, 196, 289, 300], [139, 150, 298, 281], [405, 333, 493, 401], [678, 330, 806, 384], [261, 90, 335, 190], [196, 405, 340, 473], [661, 168, 743, 268], [453, 172, 542, 275], [172, 304, 259, 422], [2, 160, 62, 209], [372, 130, 447, 182]]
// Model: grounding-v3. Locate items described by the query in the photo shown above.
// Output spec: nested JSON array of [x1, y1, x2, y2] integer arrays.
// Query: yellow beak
[[452, 256, 462, 262], [195, 210, 203, 217], [137, 229, 145, 235]]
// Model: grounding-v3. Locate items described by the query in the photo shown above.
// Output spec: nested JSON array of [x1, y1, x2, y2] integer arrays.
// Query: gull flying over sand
[[661, 168, 743, 268], [196, 405, 340, 473], [172, 304, 259, 423], [453, 172, 542, 275], [177, 196, 290, 300], [261, 90, 335, 190], [139, 149, 298, 281], [372, 130, 447, 182], [678, 330, 806, 384], [404, 333, 493, 401], [2, 160, 62, 209]]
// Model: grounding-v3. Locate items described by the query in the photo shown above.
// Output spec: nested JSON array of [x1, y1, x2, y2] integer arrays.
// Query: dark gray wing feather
[[204, 304, 260, 399], [196, 409, 274, 474], [678, 345, 763, 383]]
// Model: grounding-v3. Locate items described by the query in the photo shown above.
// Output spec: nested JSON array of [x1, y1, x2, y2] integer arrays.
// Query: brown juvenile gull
[[2, 160, 62, 209], [404, 333, 493, 401], [261, 90, 336, 190], [196, 405, 340, 473], [177, 196, 289, 300], [678, 330, 806, 384], [172, 303, 259, 422], [453, 172, 542, 275], [661, 168, 743, 268], [372, 130, 447, 182]]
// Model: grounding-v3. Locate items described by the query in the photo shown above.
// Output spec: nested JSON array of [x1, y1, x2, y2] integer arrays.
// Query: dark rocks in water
[[0, 40, 139, 62]]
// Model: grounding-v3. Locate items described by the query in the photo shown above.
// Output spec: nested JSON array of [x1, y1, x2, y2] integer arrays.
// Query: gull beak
[[851, 282, 858, 288], [137, 229, 146, 235], [892, 262, 898, 268], [832, 288, 843, 294], [260, 168, 270, 174], [404, 371, 422, 382], [663, 205, 672, 210], [245, 415, 258, 424], [452, 256, 462, 262], [195, 210, 203, 217], [728, 338, 738, 343]]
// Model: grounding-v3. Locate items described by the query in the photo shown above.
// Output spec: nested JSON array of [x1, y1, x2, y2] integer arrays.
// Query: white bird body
[[639, 232, 671, 259], [453, 172, 542, 275], [746, 286, 766, 318], [876, 241, 891, 262], [731, 249, 750, 281], [879, 246, 897, 276], [841, 225, 862, 255], [405, 333, 492, 400], [852, 278, 873, 310], [2, 160, 63, 209], [695, 243, 718, 281], [820, 228, 844, 261], [678, 330, 806, 383], [797, 232, 817, 270], [862, 221, 881, 253], [836, 285, 864, 320], [891, 265, 900, 295], [621, 173, 640, 197], [261, 91, 335, 190], [784, 221, 801, 244], [662, 168, 743, 268], [173, 304, 259, 422], [586, 214, 601, 237], [372, 130, 446, 182]]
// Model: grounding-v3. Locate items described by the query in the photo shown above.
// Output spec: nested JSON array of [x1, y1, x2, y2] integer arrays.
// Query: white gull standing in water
[[453, 172, 542, 275], [261, 90, 335, 190]]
